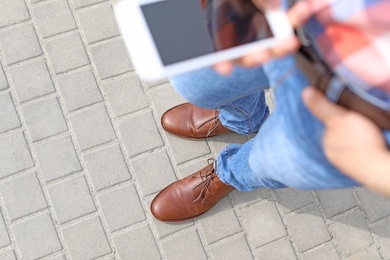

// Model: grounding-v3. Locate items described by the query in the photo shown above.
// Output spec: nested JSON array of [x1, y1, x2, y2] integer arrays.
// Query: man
[[151, 0, 390, 222]]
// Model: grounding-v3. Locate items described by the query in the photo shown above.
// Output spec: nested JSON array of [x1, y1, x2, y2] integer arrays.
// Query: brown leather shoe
[[151, 159, 235, 222], [161, 102, 234, 139]]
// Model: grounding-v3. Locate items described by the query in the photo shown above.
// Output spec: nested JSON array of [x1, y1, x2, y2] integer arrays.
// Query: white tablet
[[114, 0, 293, 81]]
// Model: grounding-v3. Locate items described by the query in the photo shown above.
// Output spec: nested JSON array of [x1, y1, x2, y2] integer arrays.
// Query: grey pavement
[[0, 0, 390, 259]]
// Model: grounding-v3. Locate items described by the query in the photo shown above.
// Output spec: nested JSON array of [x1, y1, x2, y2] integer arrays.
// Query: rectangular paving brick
[[301, 242, 339, 260], [90, 39, 133, 79], [84, 144, 131, 191], [0, 172, 47, 220], [0, 0, 30, 28], [255, 238, 296, 260], [113, 225, 160, 260], [0, 92, 21, 133], [45, 33, 89, 74], [210, 236, 253, 260], [348, 248, 381, 260], [284, 204, 330, 252], [372, 218, 390, 259], [98, 184, 145, 232], [356, 188, 390, 223], [239, 200, 286, 248], [0, 24, 42, 65], [0, 250, 16, 260], [48, 175, 96, 223], [32, 0, 77, 38], [62, 217, 111, 259], [329, 209, 373, 257], [275, 188, 316, 214], [119, 111, 163, 157], [78, 3, 120, 44], [0, 132, 34, 178], [70, 0, 106, 9], [9, 59, 55, 102], [0, 212, 11, 248], [0, 63, 9, 90], [22, 97, 68, 142], [35, 135, 82, 182], [70, 105, 116, 150], [131, 150, 176, 196], [199, 205, 241, 244], [231, 188, 271, 207], [57, 68, 103, 112], [161, 230, 207, 260], [12, 213, 62, 259], [103, 74, 148, 117], [316, 189, 357, 218]]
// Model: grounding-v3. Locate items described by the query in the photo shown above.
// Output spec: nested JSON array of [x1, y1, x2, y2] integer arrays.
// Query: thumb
[[302, 87, 348, 125]]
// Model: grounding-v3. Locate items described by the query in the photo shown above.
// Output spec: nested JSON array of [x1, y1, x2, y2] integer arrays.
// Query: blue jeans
[[170, 56, 390, 192]]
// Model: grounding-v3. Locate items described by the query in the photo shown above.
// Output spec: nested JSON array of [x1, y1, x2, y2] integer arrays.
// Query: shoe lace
[[196, 111, 220, 138], [192, 159, 217, 203]]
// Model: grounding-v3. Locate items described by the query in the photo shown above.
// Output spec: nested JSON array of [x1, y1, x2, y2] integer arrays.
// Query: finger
[[302, 87, 349, 125], [214, 61, 235, 75], [287, 1, 315, 28], [251, 0, 281, 11], [269, 35, 300, 58]]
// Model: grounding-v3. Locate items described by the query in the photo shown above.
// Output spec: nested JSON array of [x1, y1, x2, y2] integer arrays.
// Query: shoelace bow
[[192, 159, 217, 203], [196, 111, 221, 137]]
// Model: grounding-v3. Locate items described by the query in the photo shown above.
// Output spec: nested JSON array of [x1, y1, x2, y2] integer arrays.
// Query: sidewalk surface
[[1, 0, 390, 259]]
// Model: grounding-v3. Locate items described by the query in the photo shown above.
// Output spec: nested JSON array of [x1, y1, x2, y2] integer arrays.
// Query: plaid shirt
[[304, 0, 390, 109]]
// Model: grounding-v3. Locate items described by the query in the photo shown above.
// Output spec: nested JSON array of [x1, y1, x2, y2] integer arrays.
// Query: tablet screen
[[141, 0, 273, 65]]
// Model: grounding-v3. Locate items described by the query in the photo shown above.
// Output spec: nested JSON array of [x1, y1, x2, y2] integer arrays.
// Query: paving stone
[[57, 68, 102, 112], [372, 218, 390, 259], [301, 242, 339, 260], [199, 203, 241, 244], [113, 225, 160, 260], [35, 135, 81, 182], [141, 77, 169, 88], [231, 188, 271, 207], [103, 74, 147, 117], [329, 209, 373, 257], [0, 63, 9, 90], [239, 200, 286, 248], [45, 33, 89, 74], [90, 39, 133, 79], [70, 0, 106, 9], [356, 188, 390, 223], [316, 189, 357, 218], [0, 24, 42, 65], [62, 217, 111, 259], [22, 97, 68, 142], [0, 132, 34, 178], [0, 92, 21, 133], [0, 0, 30, 28], [9, 59, 55, 103], [275, 188, 316, 214], [70, 105, 116, 150], [0, 212, 11, 248], [210, 236, 253, 260], [208, 133, 249, 155], [48, 175, 96, 223], [348, 248, 381, 260], [149, 84, 211, 163], [130, 150, 176, 196], [84, 144, 130, 191], [0, 251, 16, 260], [97, 184, 145, 232], [162, 230, 207, 260], [78, 3, 120, 44], [0, 172, 47, 220], [119, 111, 163, 157], [284, 204, 330, 252], [254, 238, 296, 260], [12, 213, 62, 259], [32, 0, 77, 38]]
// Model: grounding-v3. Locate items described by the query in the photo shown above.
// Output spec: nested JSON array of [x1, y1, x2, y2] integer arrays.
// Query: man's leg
[[164, 65, 270, 137]]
